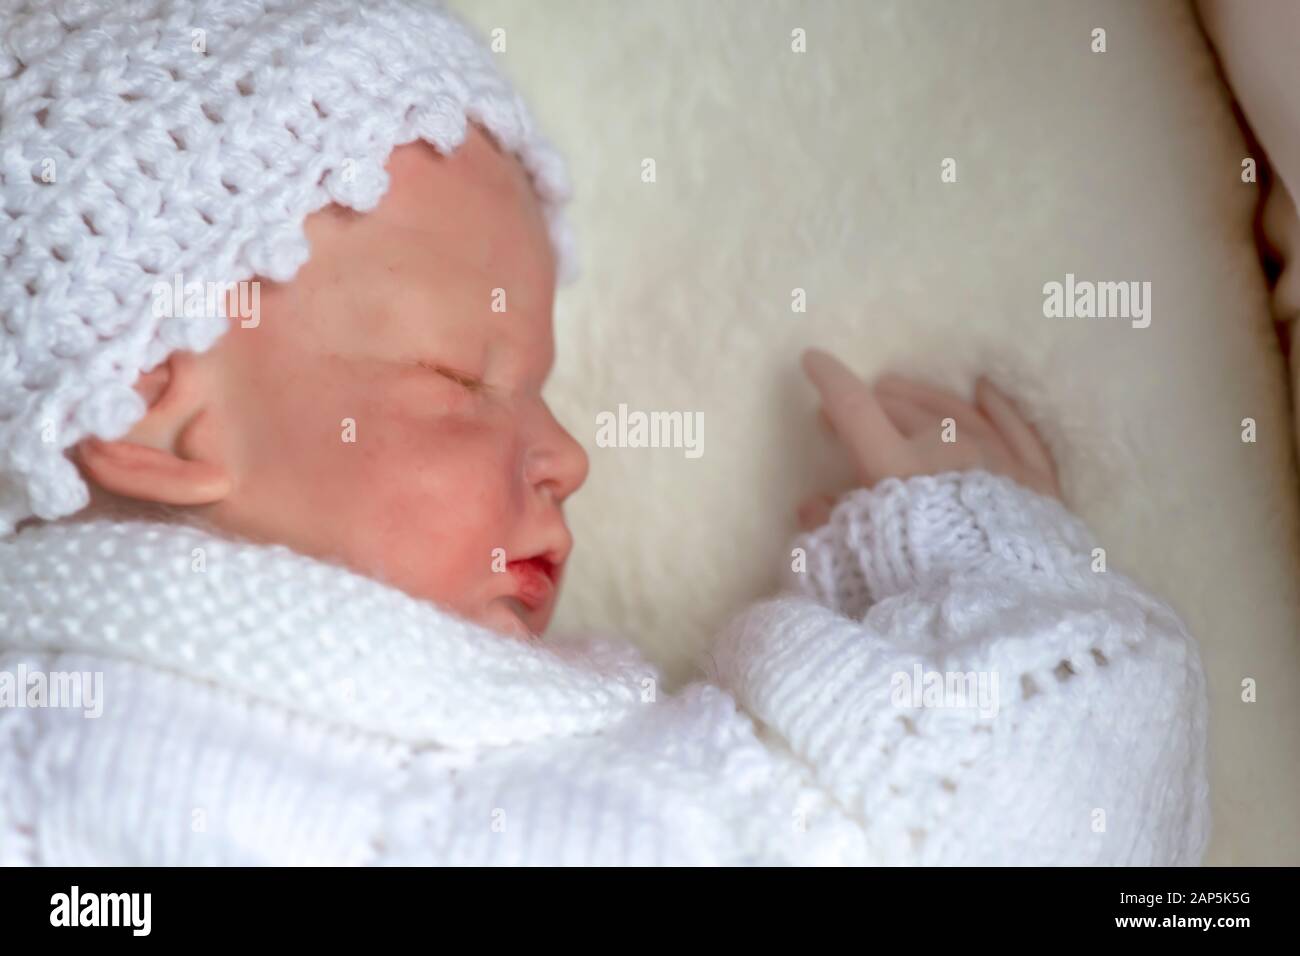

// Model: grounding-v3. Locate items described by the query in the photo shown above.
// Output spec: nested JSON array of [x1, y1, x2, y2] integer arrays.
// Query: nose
[[525, 401, 589, 504]]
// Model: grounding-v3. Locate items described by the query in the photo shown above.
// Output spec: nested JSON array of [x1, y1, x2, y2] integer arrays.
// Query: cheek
[[217, 367, 525, 617], [347, 412, 523, 606]]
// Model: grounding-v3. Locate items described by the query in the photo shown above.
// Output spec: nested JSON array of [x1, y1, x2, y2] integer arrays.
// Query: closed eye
[[417, 360, 484, 392]]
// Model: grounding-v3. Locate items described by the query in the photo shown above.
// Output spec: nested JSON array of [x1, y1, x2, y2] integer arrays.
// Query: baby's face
[[197, 129, 588, 638]]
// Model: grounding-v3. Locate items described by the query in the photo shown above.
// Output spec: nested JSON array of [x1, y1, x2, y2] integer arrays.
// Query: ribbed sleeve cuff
[[787, 470, 1099, 611]]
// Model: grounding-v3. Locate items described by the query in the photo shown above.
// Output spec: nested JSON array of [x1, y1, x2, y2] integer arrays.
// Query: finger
[[974, 378, 1056, 477], [874, 374, 995, 441], [875, 390, 935, 438], [796, 493, 838, 532], [802, 349, 906, 478], [818, 407, 836, 438]]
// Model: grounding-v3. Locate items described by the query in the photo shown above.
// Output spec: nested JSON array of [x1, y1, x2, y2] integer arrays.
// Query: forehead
[[284, 128, 558, 359], [381, 129, 557, 289]]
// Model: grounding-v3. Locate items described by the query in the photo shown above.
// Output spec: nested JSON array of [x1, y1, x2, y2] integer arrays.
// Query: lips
[[506, 556, 558, 611]]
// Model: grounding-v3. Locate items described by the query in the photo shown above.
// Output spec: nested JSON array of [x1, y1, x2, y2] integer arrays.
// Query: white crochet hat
[[0, 0, 576, 535]]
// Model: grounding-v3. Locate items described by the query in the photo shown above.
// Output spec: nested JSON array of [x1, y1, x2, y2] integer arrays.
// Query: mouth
[[505, 554, 560, 612]]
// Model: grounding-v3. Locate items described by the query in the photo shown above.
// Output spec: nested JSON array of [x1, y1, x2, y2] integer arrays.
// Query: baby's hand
[[797, 348, 1061, 531]]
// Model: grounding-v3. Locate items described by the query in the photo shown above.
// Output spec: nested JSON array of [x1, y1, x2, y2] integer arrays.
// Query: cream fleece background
[[449, 0, 1300, 864]]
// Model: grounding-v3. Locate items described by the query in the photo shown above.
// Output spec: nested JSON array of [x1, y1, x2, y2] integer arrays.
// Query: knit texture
[[0, 0, 575, 535], [789, 470, 1101, 617], [0, 471, 1212, 865]]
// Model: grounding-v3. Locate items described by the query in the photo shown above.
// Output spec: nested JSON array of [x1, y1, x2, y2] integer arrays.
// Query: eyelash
[[418, 361, 484, 393]]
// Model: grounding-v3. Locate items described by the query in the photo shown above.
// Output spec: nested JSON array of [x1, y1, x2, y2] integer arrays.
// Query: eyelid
[[417, 360, 484, 391]]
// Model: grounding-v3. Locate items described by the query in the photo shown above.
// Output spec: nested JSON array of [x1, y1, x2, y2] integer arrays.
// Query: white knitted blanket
[[0, 471, 1211, 865]]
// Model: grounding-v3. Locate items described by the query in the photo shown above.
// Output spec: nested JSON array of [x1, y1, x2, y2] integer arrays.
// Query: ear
[[75, 353, 233, 506]]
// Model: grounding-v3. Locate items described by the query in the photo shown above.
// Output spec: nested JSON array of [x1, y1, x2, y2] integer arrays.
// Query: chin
[[480, 599, 544, 641]]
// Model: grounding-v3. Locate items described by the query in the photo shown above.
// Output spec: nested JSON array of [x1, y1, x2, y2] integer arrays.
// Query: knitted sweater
[[0, 471, 1211, 865]]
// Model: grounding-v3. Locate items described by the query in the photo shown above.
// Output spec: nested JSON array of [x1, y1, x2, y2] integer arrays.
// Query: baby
[[1196, 1, 1300, 349], [0, 0, 1209, 865]]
